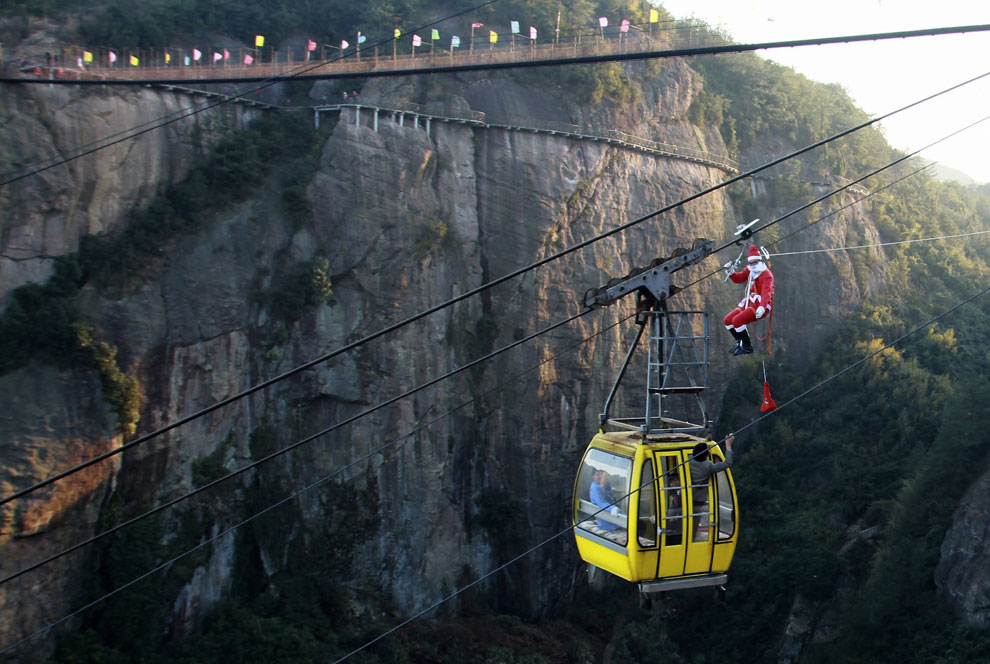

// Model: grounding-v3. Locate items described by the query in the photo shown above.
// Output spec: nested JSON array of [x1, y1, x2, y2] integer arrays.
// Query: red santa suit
[[723, 245, 774, 354]]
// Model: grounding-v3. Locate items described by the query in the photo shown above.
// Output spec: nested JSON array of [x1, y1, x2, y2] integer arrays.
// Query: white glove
[[756, 306, 765, 318], [723, 262, 734, 275], [609, 506, 619, 517]]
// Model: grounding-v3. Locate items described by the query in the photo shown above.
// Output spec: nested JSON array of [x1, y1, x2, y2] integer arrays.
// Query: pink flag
[[471, 22, 484, 28], [244, 53, 254, 65], [108, 50, 117, 63], [193, 48, 202, 61], [223, 48, 230, 60], [77, 57, 84, 68], [341, 39, 349, 49], [307, 40, 317, 51], [213, 51, 222, 62], [412, 34, 422, 46], [529, 26, 537, 39], [620, 19, 630, 32], [598, 16, 608, 27]]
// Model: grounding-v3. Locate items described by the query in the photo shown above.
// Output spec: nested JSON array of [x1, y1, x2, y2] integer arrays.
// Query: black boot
[[732, 329, 754, 355], [727, 328, 742, 354]]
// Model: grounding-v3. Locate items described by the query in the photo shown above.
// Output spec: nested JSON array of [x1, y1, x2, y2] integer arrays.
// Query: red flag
[[760, 381, 777, 412]]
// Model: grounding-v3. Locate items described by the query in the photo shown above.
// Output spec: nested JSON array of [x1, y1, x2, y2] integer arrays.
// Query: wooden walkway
[[316, 101, 741, 174]]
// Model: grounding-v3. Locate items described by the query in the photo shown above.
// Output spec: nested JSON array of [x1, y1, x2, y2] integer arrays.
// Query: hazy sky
[[658, 0, 990, 183]]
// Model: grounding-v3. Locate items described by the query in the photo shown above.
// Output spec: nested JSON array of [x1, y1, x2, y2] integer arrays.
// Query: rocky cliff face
[[0, 82, 261, 307], [936, 468, 990, 627], [1, 57, 985, 656]]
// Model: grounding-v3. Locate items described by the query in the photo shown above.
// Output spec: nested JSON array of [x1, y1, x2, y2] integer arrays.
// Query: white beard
[[748, 261, 766, 276]]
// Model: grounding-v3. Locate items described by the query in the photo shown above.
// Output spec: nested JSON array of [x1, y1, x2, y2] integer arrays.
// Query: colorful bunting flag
[[412, 34, 422, 47], [529, 26, 537, 39], [620, 19, 630, 32], [307, 40, 317, 51], [431, 28, 440, 41], [451, 35, 461, 48], [213, 51, 222, 62], [184, 55, 191, 65], [598, 17, 608, 28], [83, 50, 94, 63], [165, 52, 171, 63], [244, 53, 254, 65], [471, 22, 484, 28], [129, 55, 139, 66], [650, 9, 659, 23], [255, 35, 265, 47], [510, 21, 520, 34], [341, 39, 349, 49], [193, 48, 202, 61], [223, 48, 230, 60], [489, 30, 498, 43], [108, 51, 117, 64], [394, 28, 401, 38], [357, 33, 367, 44]]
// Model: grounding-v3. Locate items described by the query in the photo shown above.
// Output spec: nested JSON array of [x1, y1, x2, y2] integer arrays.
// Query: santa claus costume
[[723, 245, 774, 355]]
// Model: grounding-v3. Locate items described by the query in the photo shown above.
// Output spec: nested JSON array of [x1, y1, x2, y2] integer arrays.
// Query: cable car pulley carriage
[[574, 238, 739, 601]]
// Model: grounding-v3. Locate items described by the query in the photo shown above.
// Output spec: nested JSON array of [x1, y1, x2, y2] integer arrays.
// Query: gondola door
[[684, 446, 722, 576], [656, 452, 687, 579]]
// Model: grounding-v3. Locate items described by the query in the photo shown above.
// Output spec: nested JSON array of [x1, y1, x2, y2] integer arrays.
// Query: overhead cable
[[6, 24, 989, 85], [0, 308, 591, 587], [329, 279, 990, 664], [5, 67, 988, 509], [0, 309, 633, 655]]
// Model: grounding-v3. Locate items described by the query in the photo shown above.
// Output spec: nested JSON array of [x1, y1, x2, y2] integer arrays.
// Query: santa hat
[[747, 245, 762, 262]]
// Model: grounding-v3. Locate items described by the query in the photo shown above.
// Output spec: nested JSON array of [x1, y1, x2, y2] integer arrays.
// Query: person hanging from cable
[[722, 245, 774, 355]]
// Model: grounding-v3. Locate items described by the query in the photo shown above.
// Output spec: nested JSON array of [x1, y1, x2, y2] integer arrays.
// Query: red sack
[[760, 381, 777, 413]]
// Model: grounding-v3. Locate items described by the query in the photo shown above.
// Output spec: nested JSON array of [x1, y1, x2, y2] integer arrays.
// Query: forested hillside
[[1, 1, 989, 663]]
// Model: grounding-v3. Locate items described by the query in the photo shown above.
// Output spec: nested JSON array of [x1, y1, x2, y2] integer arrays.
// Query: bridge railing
[[29, 24, 727, 83]]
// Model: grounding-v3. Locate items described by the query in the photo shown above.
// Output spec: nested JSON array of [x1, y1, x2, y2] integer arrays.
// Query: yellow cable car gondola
[[574, 239, 739, 599], [573, 430, 737, 592]]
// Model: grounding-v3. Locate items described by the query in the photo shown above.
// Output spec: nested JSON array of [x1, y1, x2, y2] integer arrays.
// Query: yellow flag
[[489, 30, 498, 43], [129, 55, 139, 66], [255, 34, 265, 47], [83, 50, 94, 63], [165, 52, 171, 63], [394, 28, 401, 38], [650, 8, 659, 23]]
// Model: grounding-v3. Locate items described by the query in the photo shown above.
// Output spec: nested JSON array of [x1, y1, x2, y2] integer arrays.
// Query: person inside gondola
[[665, 471, 683, 545], [688, 434, 734, 541], [589, 469, 621, 531], [723, 245, 774, 355]]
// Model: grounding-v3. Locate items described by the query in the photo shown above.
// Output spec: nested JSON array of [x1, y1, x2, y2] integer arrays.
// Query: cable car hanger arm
[[583, 238, 715, 309]]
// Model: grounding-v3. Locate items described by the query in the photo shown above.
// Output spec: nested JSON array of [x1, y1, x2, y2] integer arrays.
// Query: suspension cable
[[6, 25, 989, 86], [0, 309, 634, 655], [771, 230, 990, 257], [7, 67, 986, 510], [0, 308, 592, 586], [329, 280, 990, 663]]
